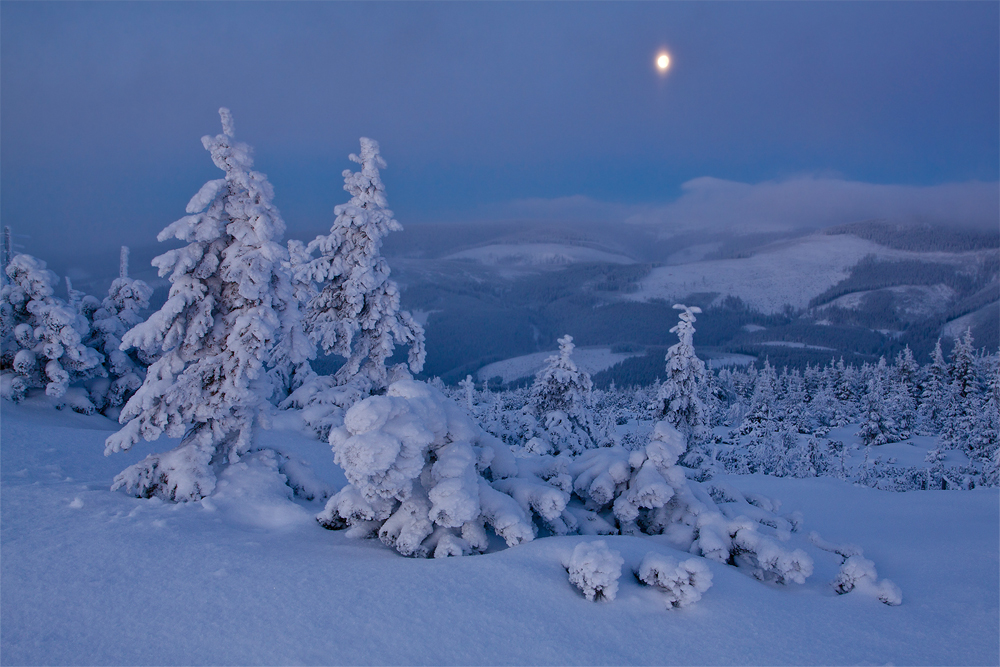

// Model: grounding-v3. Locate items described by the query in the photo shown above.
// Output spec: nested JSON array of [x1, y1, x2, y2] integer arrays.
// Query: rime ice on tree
[[316, 379, 551, 557], [105, 108, 305, 502], [87, 246, 153, 415], [296, 138, 425, 392], [526, 335, 598, 455], [0, 253, 104, 403], [652, 305, 709, 444]]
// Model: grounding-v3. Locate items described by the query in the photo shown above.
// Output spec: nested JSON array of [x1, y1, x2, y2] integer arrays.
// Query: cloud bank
[[497, 177, 999, 234]]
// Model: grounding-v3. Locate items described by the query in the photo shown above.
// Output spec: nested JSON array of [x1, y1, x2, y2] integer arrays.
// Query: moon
[[656, 53, 670, 71]]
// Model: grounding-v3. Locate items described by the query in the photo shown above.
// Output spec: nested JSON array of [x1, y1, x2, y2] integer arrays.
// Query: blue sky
[[2, 1, 998, 259]]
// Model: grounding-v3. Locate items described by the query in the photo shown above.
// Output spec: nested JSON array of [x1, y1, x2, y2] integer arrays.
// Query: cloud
[[494, 177, 1000, 233]]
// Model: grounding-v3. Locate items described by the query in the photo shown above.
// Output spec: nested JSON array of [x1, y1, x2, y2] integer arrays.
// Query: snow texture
[[2, 399, 997, 666]]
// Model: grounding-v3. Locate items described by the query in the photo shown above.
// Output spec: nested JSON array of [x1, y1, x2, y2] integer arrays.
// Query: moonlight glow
[[656, 53, 670, 71]]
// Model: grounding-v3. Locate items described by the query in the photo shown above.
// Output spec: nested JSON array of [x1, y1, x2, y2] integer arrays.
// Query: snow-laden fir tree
[[105, 108, 306, 501], [0, 253, 104, 404], [856, 370, 897, 448], [651, 305, 708, 444], [526, 334, 597, 455], [86, 246, 153, 416], [283, 138, 425, 437], [295, 138, 425, 392], [917, 340, 950, 435], [940, 329, 979, 452]]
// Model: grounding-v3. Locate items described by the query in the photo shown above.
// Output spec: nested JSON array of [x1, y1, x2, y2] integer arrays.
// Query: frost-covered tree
[[316, 379, 573, 557], [105, 108, 305, 501], [87, 246, 153, 415], [651, 305, 708, 443], [940, 329, 979, 451], [526, 334, 597, 455], [295, 138, 424, 392], [856, 373, 897, 447], [0, 253, 104, 404], [918, 340, 949, 435]]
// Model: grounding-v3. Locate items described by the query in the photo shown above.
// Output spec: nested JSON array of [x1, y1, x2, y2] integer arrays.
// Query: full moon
[[656, 53, 670, 71]]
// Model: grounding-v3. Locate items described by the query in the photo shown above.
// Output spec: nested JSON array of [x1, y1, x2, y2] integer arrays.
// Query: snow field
[[2, 398, 997, 665], [628, 234, 988, 314]]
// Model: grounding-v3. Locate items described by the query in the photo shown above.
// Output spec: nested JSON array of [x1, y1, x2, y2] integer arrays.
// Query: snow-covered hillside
[[2, 398, 997, 665], [628, 234, 986, 314]]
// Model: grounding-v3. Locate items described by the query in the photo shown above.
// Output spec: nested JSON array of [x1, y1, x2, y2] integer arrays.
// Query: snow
[[444, 243, 635, 267], [2, 398, 997, 665], [821, 284, 957, 318], [476, 346, 642, 384], [627, 233, 987, 314], [943, 300, 999, 339]]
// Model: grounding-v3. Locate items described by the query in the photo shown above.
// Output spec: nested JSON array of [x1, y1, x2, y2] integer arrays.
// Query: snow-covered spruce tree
[[105, 108, 304, 501], [0, 253, 104, 405], [941, 329, 979, 452], [651, 305, 709, 445], [86, 246, 154, 416], [525, 334, 598, 455], [917, 340, 950, 435], [283, 138, 424, 436], [298, 137, 424, 389], [316, 379, 576, 557], [856, 367, 898, 448]]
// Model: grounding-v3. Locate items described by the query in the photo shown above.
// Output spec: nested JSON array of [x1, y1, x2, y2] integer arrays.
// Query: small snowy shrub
[[569, 421, 814, 585], [565, 540, 624, 602], [834, 555, 902, 606], [636, 552, 713, 608], [317, 379, 556, 557], [809, 531, 902, 606]]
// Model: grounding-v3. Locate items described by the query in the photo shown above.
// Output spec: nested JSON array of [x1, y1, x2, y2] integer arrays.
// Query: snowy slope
[[475, 347, 642, 384], [444, 243, 635, 266], [2, 399, 997, 665], [628, 234, 984, 314]]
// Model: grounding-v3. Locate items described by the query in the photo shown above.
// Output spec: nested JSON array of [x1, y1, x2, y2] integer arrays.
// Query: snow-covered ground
[[444, 243, 635, 267], [820, 284, 957, 318], [2, 398, 997, 665], [627, 234, 985, 314], [475, 347, 642, 384]]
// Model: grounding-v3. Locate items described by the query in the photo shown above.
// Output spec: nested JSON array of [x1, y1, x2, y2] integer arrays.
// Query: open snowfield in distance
[[2, 397, 997, 666], [627, 234, 988, 314]]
